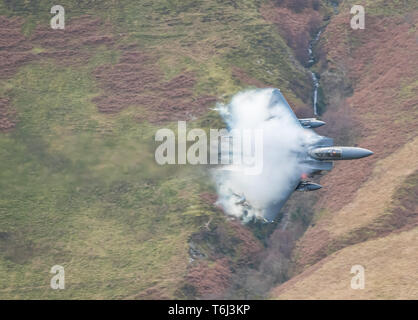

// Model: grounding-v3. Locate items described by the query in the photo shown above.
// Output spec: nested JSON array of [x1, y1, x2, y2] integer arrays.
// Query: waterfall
[[307, 29, 322, 116]]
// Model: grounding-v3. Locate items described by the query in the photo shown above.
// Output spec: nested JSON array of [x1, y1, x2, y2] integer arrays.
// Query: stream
[[307, 1, 339, 116], [307, 29, 322, 116]]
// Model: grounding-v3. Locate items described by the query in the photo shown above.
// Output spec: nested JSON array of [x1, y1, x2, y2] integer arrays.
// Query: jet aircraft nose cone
[[363, 149, 374, 157], [312, 120, 326, 128], [309, 184, 322, 190], [342, 148, 374, 159]]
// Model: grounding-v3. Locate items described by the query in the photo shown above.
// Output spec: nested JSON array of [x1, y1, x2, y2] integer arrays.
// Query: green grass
[[0, 60, 210, 298], [338, 0, 418, 16], [0, 0, 310, 299]]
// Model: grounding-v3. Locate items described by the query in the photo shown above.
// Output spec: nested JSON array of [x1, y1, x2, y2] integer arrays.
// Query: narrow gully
[[307, 29, 322, 116]]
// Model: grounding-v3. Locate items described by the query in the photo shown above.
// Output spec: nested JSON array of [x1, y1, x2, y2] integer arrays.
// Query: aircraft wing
[[263, 173, 301, 222], [262, 89, 312, 221], [266, 89, 302, 127]]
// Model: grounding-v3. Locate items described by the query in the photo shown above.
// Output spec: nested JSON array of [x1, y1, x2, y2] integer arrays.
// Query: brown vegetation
[[272, 227, 418, 299], [0, 98, 16, 132], [0, 14, 217, 126], [231, 67, 269, 88], [30, 15, 114, 65], [92, 46, 216, 123], [262, 1, 322, 64], [317, 12, 418, 214], [182, 220, 264, 298], [0, 15, 116, 133], [0, 16, 36, 79], [185, 258, 232, 298], [272, 8, 418, 297]]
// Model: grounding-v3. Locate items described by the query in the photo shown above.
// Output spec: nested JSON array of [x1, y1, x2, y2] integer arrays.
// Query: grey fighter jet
[[262, 89, 373, 221]]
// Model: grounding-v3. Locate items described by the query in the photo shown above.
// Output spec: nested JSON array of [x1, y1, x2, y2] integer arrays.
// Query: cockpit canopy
[[311, 147, 342, 160]]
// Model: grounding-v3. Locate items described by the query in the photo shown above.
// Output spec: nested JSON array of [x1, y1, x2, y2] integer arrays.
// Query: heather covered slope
[[1, 0, 416, 300], [272, 226, 418, 299], [272, 0, 418, 299], [0, 0, 314, 299]]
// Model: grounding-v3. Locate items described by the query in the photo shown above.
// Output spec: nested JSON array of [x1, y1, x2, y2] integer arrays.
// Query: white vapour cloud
[[213, 88, 320, 222]]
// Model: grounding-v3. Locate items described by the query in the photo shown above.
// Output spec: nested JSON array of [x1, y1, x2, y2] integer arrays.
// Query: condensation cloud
[[213, 88, 321, 222]]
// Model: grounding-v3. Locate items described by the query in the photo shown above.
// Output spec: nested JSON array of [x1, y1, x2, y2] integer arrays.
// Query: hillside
[[271, 0, 418, 299], [0, 0, 320, 299], [0, 0, 416, 300]]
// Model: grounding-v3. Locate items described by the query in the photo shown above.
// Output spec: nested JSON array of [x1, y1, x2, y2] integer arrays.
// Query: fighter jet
[[232, 192, 248, 206], [261, 89, 373, 221]]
